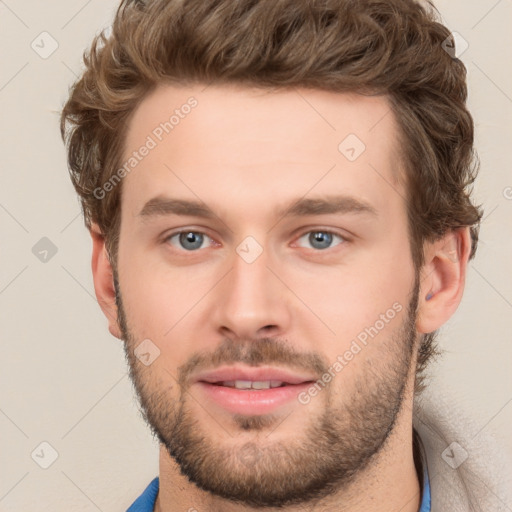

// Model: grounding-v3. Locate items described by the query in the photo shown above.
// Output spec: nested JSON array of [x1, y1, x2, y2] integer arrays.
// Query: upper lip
[[193, 365, 317, 385]]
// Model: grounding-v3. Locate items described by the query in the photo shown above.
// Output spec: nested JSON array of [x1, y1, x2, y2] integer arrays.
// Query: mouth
[[194, 365, 316, 386], [207, 380, 291, 390], [192, 366, 317, 415]]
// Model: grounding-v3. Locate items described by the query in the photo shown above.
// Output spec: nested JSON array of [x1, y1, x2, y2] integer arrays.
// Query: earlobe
[[416, 227, 472, 334], [90, 223, 123, 340]]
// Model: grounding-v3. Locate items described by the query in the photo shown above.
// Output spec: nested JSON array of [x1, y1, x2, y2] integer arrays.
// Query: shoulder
[[413, 390, 512, 511]]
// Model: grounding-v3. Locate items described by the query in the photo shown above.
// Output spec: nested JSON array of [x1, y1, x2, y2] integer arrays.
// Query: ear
[[416, 227, 472, 334], [90, 223, 123, 340]]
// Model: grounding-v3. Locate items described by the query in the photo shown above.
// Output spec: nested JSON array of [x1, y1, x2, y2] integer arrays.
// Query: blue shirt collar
[[126, 477, 159, 512], [418, 436, 432, 512]]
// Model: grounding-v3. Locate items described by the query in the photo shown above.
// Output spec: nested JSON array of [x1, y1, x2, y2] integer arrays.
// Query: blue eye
[[164, 230, 344, 252], [296, 231, 344, 250], [167, 231, 210, 251]]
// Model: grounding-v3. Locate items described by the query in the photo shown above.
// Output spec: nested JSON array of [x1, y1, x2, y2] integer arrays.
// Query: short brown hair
[[60, 0, 482, 391]]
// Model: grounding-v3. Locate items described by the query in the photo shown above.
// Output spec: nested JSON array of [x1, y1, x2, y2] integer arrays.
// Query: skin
[[90, 84, 471, 511]]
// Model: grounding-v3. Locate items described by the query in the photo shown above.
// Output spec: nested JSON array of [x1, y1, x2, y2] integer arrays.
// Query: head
[[61, 0, 482, 507]]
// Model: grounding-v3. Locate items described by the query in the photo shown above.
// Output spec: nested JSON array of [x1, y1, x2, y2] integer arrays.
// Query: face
[[114, 84, 420, 507]]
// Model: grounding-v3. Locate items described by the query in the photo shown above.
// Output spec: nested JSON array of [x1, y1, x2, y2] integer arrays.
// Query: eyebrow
[[139, 197, 215, 219], [282, 196, 377, 218], [138, 195, 377, 220]]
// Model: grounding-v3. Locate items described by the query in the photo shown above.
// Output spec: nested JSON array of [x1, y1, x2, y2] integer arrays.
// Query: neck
[[154, 399, 422, 512]]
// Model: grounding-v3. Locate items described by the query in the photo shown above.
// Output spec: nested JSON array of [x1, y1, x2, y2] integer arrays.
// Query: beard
[[115, 273, 420, 508]]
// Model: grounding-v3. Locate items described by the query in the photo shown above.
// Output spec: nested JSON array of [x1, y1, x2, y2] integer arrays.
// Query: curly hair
[[60, 0, 482, 393]]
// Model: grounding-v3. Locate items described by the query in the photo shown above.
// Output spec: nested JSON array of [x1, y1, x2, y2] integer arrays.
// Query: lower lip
[[195, 382, 313, 415]]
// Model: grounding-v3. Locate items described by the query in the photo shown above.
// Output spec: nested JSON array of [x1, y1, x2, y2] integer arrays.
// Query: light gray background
[[1, 0, 511, 510]]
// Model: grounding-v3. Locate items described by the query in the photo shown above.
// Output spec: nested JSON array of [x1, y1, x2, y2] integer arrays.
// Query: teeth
[[235, 380, 252, 389], [220, 380, 285, 389], [252, 381, 270, 390]]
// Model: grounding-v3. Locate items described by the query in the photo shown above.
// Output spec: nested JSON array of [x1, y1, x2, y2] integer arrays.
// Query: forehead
[[121, 83, 405, 221]]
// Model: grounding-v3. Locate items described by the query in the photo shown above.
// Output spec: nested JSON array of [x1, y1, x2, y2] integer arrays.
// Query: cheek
[[121, 274, 196, 335], [285, 246, 414, 349], [117, 251, 219, 363]]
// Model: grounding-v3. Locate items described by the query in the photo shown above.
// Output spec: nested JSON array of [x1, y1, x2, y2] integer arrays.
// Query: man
[[60, 0, 510, 510]]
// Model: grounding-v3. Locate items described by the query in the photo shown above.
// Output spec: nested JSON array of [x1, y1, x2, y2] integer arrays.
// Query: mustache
[[176, 336, 329, 390]]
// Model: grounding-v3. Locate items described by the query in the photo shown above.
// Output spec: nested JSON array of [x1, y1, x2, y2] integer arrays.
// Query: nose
[[212, 243, 291, 341]]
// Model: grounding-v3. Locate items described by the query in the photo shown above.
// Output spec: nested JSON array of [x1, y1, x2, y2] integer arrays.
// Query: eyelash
[[162, 228, 349, 252]]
